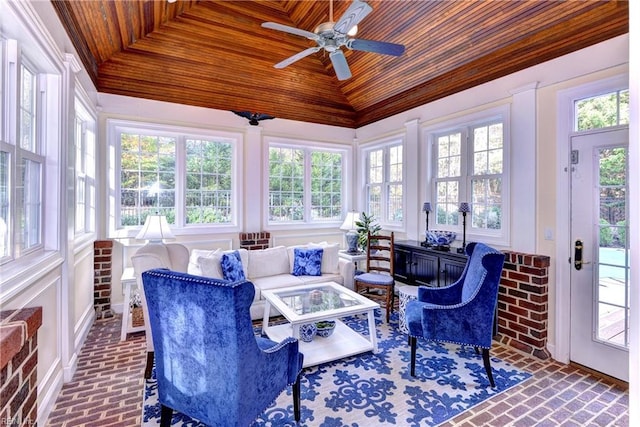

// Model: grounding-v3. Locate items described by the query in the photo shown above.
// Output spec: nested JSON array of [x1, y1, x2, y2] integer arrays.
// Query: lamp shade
[[423, 202, 432, 212], [458, 202, 471, 213], [340, 211, 359, 231], [136, 215, 175, 242]]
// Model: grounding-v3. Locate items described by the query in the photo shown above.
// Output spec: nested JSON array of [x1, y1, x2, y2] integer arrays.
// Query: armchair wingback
[[131, 243, 189, 378], [405, 242, 505, 386], [142, 268, 303, 426]]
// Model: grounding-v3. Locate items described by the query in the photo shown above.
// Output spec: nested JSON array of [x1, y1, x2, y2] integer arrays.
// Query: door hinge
[[571, 150, 579, 164]]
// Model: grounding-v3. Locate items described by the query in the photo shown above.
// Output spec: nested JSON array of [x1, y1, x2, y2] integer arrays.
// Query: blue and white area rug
[[142, 314, 531, 426]]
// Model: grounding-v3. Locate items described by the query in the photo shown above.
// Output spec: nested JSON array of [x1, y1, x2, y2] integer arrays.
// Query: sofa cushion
[[299, 273, 344, 286], [221, 250, 246, 281], [188, 248, 221, 276], [248, 246, 290, 279], [292, 247, 323, 276], [251, 274, 305, 302]]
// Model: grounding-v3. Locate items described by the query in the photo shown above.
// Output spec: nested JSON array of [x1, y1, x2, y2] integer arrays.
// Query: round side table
[[398, 285, 419, 334]]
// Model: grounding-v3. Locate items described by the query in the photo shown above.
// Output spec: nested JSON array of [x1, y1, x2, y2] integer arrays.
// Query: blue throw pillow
[[221, 250, 246, 282], [292, 248, 323, 276]]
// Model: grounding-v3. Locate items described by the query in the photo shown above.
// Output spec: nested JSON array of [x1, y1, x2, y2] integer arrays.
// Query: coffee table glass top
[[271, 284, 364, 316]]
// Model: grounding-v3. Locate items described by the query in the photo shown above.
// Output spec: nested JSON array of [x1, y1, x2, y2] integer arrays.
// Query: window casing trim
[[263, 136, 351, 230], [423, 104, 511, 247], [358, 133, 405, 231], [107, 119, 244, 238]]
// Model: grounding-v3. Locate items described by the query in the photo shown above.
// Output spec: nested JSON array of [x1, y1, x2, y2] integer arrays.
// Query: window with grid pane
[[0, 150, 9, 259], [311, 151, 342, 221], [114, 122, 239, 231], [185, 138, 232, 224], [74, 99, 96, 235], [434, 132, 461, 226], [575, 89, 629, 131], [432, 119, 505, 234], [268, 144, 344, 224], [471, 123, 503, 230], [18, 64, 42, 252], [120, 133, 176, 226], [364, 140, 403, 226]]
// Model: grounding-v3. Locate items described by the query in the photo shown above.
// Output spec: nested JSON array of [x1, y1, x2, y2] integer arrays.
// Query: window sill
[[0, 251, 64, 301]]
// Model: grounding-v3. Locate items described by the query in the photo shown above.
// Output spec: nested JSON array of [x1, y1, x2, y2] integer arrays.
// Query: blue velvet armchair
[[405, 242, 505, 387], [142, 268, 304, 426]]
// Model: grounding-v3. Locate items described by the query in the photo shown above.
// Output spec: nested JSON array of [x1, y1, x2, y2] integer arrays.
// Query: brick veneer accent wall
[[94, 240, 114, 319], [498, 251, 551, 360], [239, 232, 271, 250], [0, 307, 43, 426]]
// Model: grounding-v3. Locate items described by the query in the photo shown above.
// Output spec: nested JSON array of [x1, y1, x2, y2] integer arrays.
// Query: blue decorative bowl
[[315, 320, 336, 338], [299, 323, 317, 342], [427, 230, 457, 246]]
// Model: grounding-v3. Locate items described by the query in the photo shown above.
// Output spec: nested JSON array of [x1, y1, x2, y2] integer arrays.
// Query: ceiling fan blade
[[347, 38, 406, 56], [334, 0, 373, 35], [274, 47, 321, 69], [262, 22, 319, 40], [329, 50, 352, 81]]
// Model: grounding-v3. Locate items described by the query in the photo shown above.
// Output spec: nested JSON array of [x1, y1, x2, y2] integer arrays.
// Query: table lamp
[[136, 214, 175, 244], [422, 202, 431, 245], [340, 211, 360, 254], [458, 202, 470, 253]]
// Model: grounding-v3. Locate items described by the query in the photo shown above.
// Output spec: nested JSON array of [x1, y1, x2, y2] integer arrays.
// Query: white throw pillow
[[188, 248, 220, 276], [309, 242, 340, 274], [248, 246, 290, 279]]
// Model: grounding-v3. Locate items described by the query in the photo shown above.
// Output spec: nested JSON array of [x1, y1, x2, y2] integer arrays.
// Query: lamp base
[[345, 231, 359, 254]]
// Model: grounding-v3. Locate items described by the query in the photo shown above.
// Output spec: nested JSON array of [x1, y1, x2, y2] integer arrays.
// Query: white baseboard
[[112, 302, 124, 314], [37, 361, 64, 426]]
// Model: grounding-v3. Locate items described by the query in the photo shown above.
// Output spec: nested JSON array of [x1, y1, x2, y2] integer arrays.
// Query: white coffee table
[[262, 282, 380, 367]]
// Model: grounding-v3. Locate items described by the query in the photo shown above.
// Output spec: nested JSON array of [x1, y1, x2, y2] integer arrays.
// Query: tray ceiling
[[51, 0, 629, 128]]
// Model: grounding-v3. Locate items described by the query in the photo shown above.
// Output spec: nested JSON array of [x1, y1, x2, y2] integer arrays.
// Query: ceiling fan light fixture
[[347, 25, 358, 37]]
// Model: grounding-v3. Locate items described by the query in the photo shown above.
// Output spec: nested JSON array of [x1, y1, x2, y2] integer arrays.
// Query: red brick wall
[[498, 251, 551, 360], [0, 307, 42, 426], [94, 240, 114, 319], [239, 232, 271, 250]]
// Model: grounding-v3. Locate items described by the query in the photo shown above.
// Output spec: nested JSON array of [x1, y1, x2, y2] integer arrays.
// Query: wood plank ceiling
[[52, 0, 628, 128]]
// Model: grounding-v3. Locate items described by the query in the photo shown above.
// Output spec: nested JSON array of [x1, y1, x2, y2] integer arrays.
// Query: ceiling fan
[[262, 0, 405, 81]]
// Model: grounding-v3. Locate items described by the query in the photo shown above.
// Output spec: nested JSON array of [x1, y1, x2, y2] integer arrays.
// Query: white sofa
[[188, 243, 355, 320]]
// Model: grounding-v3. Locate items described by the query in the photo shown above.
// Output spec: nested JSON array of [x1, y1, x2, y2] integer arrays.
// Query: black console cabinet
[[394, 240, 467, 287]]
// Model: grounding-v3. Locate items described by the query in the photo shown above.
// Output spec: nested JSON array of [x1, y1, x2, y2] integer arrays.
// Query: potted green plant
[[355, 212, 381, 251]]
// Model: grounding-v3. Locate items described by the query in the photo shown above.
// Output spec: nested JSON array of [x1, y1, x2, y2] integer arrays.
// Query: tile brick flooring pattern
[[46, 315, 629, 426]]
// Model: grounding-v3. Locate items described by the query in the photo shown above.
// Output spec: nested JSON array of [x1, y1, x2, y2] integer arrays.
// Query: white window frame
[[360, 135, 405, 230], [74, 95, 96, 238], [107, 119, 243, 238], [424, 106, 510, 246], [0, 35, 60, 270], [264, 136, 350, 230]]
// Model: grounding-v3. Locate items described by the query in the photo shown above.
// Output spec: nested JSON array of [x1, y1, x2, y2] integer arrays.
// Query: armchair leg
[[160, 404, 173, 427], [409, 336, 417, 377], [292, 376, 301, 422], [144, 351, 154, 379], [482, 348, 496, 387]]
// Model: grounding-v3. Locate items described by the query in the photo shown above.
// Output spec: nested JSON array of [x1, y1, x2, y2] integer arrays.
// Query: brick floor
[[45, 315, 629, 426]]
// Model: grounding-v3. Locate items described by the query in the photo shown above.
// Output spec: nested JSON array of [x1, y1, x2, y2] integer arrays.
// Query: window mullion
[[174, 136, 185, 227], [304, 147, 312, 222], [461, 128, 470, 204]]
